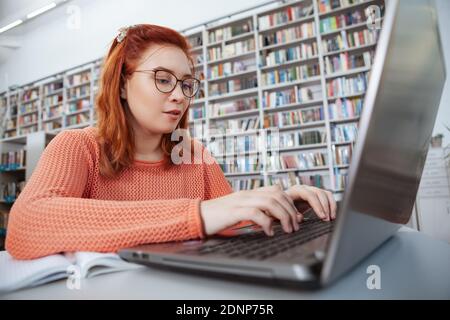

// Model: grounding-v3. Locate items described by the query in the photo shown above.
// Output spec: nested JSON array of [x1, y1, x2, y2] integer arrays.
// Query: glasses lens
[[182, 79, 200, 98], [154, 70, 176, 93]]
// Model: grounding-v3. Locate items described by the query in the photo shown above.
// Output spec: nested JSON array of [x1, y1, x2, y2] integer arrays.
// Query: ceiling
[[0, 0, 71, 64]]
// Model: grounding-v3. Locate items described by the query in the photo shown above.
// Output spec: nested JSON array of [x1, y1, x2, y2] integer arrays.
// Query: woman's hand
[[285, 185, 337, 222], [199, 184, 337, 237]]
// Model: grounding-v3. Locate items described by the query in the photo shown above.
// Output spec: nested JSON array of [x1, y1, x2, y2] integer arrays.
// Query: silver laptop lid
[[322, 0, 446, 285]]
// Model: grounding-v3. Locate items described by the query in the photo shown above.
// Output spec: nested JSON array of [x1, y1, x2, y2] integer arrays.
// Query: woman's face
[[124, 44, 193, 135]]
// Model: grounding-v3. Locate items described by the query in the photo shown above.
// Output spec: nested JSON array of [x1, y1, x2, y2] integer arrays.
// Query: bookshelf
[[186, 0, 383, 192], [0, 0, 384, 196]]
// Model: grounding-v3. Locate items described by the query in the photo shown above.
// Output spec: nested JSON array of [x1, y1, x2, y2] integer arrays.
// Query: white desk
[[1, 229, 449, 299]]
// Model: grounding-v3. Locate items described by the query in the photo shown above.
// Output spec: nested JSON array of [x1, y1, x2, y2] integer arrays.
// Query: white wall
[[0, 0, 449, 143], [0, 0, 265, 90]]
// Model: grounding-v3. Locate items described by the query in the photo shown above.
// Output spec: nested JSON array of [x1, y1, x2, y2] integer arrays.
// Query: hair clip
[[116, 25, 136, 43]]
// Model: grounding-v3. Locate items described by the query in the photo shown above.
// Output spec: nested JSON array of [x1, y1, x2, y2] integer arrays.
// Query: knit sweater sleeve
[[6, 130, 204, 260]]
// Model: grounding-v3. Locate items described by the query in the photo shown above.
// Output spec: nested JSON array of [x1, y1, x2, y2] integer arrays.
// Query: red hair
[[95, 24, 195, 178]]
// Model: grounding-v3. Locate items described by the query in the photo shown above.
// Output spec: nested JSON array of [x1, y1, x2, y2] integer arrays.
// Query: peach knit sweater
[[6, 127, 234, 260]]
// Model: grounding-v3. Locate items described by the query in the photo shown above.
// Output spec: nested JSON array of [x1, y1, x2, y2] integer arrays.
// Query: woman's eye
[[157, 78, 170, 84]]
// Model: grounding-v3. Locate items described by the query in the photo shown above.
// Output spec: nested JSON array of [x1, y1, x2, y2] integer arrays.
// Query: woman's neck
[[133, 126, 165, 162]]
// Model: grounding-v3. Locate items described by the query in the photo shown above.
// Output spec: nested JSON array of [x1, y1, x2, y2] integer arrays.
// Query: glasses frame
[[133, 68, 201, 99]]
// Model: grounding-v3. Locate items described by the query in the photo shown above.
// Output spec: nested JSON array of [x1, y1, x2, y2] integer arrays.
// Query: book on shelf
[[0, 181, 26, 203], [43, 95, 63, 108], [262, 63, 320, 86], [20, 126, 38, 136], [192, 51, 204, 65], [220, 156, 261, 174], [0, 211, 8, 230], [267, 151, 327, 171], [209, 75, 258, 96], [263, 87, 296, 108], [263, 83, 322, 108], [258, 2, 314, 30], [261, 42, 318, 67], [331, 123, 359, 142], [67, 86, 91, 100], [319, 9, 365, 34], [5, 119, 17, 131], [189, 105, 206, 120], [264, 106, 324, 128], [333, 144, 352, 165], [328, 97, 363, 120], [209, 116, 260, 134], [208, 58, 255, 79], [322, 29, 379, 53], [67, 71, 91, 86], [187, 34, 203, 48], [43, 105, 64, 120], [208, 134, 260, 156], [66, 112, 90, 126], [259, 22, 316, 48], [0, 251, 143, 293], [43, 81, 64, 96], [208, 20, 253, 43], [324, 50, 374, 75], [44, 122, 62, 132], [0, 149, 26, 170], [21, 88, 39, 102], [230, 178, 263, 191], [318, 0, 371, 14], [333, 167, 349, 190], [66, 99, 90, 113], [19, 100, 39, 115], [19, 114, 38, 126], [209, 97, 258, 117], [268, 172, 326, 189], [267, 129, 326, 149], [208, 38, 255, 62], [189, 122, 207, 141], [326, 72, 368, 97]]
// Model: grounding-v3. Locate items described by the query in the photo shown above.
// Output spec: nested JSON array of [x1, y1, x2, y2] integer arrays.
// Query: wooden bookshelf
[[1, 0, 384, 193]]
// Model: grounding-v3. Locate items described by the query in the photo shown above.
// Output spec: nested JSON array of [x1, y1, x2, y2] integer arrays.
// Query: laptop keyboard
[[193, 216, 335, 261]]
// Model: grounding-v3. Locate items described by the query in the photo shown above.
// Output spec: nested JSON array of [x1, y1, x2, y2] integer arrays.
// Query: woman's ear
[[120, 75, 128, 100], [120, 86, 127, 100]]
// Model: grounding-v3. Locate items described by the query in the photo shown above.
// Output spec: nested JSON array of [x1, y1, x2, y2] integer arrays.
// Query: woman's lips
[[163, 111, 181, 120]]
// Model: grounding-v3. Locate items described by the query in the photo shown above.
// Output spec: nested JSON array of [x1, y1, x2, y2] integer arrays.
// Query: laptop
[[118, 0, 446, 288]]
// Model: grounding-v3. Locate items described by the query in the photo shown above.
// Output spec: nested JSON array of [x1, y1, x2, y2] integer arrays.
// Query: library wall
[[0, 0, 264, 92]]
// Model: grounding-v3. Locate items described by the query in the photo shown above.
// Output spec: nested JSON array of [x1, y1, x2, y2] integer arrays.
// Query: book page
[[74, 252, 143, 278], [0, 251, 71, 293]]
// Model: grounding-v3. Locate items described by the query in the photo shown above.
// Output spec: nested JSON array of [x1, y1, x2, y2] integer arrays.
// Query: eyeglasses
[[133, 69, 201, 98]]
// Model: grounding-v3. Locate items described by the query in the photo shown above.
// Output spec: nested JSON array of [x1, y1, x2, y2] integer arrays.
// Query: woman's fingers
[[325, 190, 337, 219], [250, 185, 298, 233], [296, 187, 328, 220], [278, 191, 300, 231], [238, 207, 274, 236], [315, 189, 331, 221], [273, 185, 301, 229], [258, 197, 293, 233]]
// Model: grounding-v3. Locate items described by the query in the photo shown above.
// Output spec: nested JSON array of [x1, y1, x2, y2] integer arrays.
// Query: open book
[[0, 250, 143, 293]]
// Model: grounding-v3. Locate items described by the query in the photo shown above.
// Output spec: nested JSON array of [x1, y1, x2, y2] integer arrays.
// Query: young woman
[[6, 24, 336, 260]]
